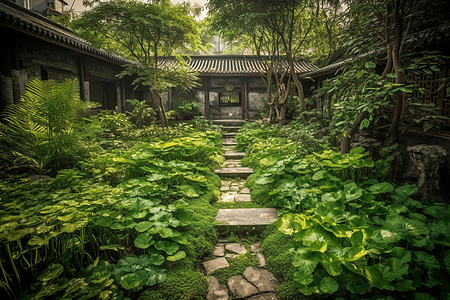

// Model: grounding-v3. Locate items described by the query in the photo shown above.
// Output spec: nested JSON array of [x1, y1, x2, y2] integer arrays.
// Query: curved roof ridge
[[0, 0, 132, 64]]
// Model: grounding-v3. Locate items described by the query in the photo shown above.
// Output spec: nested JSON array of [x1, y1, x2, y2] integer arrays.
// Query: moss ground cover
[[236, 121, 450, 300], [0, 92, 224, 299]]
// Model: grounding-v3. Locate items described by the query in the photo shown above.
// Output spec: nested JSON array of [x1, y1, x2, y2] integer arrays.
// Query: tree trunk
[[340, 111, 369, 154], [340, 7, 395, 154], [340, 45, 394, 154], [152, 89, 167, 128], [289, 57, 308, 126], [279, 105, 286, 127], [386, 2, 404, 144]]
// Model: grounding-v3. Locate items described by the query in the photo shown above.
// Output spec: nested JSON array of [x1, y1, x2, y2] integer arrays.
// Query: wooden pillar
[[0, 34, 14, 111], [116, 79, 122, 112], [241, 78, 246, 120], [204, 78, 210, 118]]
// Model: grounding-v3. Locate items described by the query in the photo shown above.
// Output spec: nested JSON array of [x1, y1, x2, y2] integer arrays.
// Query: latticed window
[[219, 92, 241, 106]]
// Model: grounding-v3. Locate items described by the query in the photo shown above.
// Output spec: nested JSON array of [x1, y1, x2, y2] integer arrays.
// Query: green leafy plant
[[126, 99, 156, 128], [176, 102, 201, 120], [112, 254, 167, 290], [97, 110, 132, 136], [0, 78, 97, 174], [17, 259, 130, 300]]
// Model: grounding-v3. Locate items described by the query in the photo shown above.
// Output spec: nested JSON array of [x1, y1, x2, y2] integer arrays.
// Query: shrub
[[126, 99, 156, 128]]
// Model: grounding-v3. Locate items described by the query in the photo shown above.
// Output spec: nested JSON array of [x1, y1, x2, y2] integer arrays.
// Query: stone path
[[203, 123, 280, 299], [204, 240, 280, 300]]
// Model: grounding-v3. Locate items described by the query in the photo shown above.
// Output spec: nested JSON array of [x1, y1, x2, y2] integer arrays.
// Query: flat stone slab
[[228, 275, 259, 299], [222, 140, 237, 146], [221, 192, 238, 202], [235, 194, 251, 202], [223, 132, 237, 137], [243, 267, 281, 292], [202, 257, 230, 273], [258, 253, 266, 267], [213, 243, 225, 257], [225, 159, 242, 163], [226, 253, 237, 259], [224, 152, 245, 159], [248, 293, 278, 300], [240, 188, 250, 194], [215, 167, 254, 178], [222, 126, 242, 133], [251, 241, 262, 253], [215, 208, 278, 226], [225, 243, 247, 254], [207, 276, 229, 300]]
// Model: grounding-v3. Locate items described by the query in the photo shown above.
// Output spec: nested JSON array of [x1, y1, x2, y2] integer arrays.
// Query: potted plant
[[176, 102, 201, 120]]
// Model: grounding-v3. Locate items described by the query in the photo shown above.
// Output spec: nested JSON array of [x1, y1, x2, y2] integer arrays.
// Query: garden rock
[[221, 192, 237, 202], [257, 253, 266, 267], [406, 144, 447, 200], [213, 243, 225, 257], [225, 253, 237, 259], [251, 241, 262, 252], [240, 187, 250, 194], [235, 194, 251, 202], [203, 257, 230, 273], [243, 267, 280, 292], [225, 243, 247, 254], [228, 275, 259, 298], [207, 276, 229, 300]]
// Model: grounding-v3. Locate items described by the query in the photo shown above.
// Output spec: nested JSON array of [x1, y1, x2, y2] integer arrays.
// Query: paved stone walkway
[[203, 124, 280, 299], [204, 240, 280, 300]]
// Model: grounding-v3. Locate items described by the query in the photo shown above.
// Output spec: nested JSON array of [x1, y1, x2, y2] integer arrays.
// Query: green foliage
[[311, 52, 450, 146], [126, 99, 156, 128], [243, 123, 450, 298], [261, 229, 295, 280], [176, 102, 201, 119], [268, 150, 450, 296], [189, 116, 222, 133], [73, 0, 201, 63], [97, 110, 132, 136], [0, 119, 221, 299], [73, 0, 202, 128], [112, 254, 167, 290], [17, 259, 129, 300], [0, 78, 97, 174], [138, 269, 207, 300]]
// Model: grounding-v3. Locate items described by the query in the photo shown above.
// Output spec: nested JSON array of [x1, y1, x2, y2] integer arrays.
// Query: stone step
[[212, 119, 246, 126], [223, 159, 242, 168], [223, 132, 237, 137], [222, 126, 242, 132], [223, 151, 245, 159], [215, 167, 253, 178], [215, 208, 278, 235], [222, 140, 237, 146]]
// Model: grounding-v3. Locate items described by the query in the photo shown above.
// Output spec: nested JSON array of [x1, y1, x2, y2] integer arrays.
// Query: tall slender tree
[[339, 0, 450, 153], [209, 0, 341, 126], [73, 0, 201, 127]]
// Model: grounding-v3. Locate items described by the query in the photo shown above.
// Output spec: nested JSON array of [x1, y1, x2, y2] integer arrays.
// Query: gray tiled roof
[[0, 0, 130, 64], [159, 55, 318, 76]]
